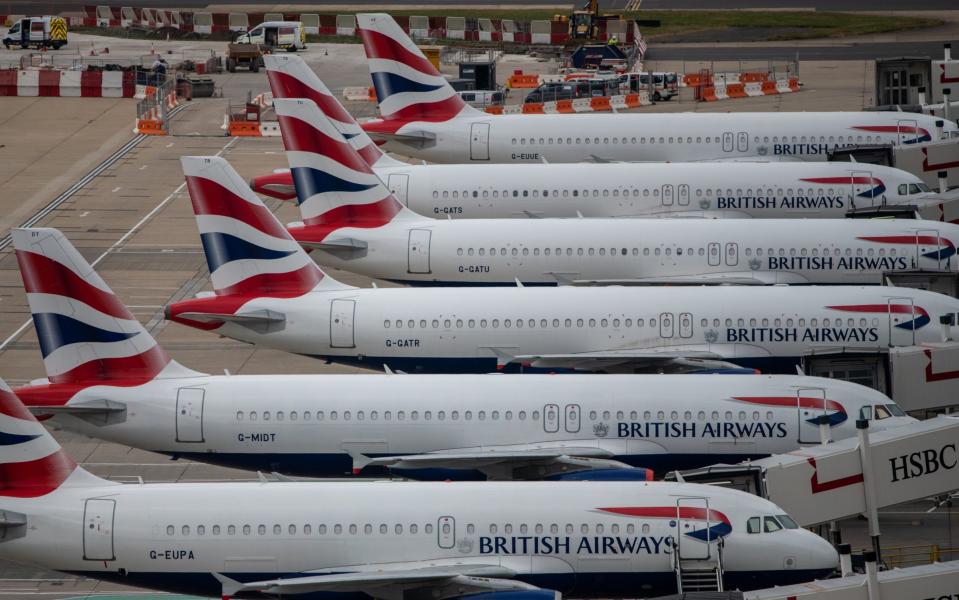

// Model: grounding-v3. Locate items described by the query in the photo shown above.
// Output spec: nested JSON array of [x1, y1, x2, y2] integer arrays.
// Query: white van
[[236, 21, 305, 51]]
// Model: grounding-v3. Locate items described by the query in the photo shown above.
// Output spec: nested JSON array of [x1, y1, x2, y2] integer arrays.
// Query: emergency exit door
[[330, 299, 356, 348], [83, 499, 115, 561], [408, 229, 432, 274], [387, 174, 410, 205], [437, 516, 456, 549], [175, 388, 204, 443], [470, 123, 490, 161]]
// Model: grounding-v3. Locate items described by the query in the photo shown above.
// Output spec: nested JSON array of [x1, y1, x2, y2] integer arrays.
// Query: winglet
[[482, 347, 516, 369], [346, 449, 373, 475]]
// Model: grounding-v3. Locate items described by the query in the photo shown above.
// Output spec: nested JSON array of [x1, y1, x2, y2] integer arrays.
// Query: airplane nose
[[804, 532, 839, 573]]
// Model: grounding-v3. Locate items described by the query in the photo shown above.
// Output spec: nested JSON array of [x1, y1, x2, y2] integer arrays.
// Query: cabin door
[[470, 123, 490, 161], [916, 229, 946, 270], [796, 387, 828, 444], [175, 388, 205, 443], [676, 497, 711, 560], [83, 499, 116, 561], [330, 299, 356, 348], [408, 229, 432, 274], [897, 119, 920, 145], [387, 174, 410, 205], [887, 296, 918, 347], [850, 170, 877, 206]]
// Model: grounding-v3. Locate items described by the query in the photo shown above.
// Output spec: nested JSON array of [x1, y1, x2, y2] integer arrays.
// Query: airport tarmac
[[0, 31, 957, 598]]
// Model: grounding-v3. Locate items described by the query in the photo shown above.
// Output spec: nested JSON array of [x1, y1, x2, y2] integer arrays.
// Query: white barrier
[[228, 12, 248, 32], [59, 71, 83, 97], [478, 18, 493, 42], [141, 8, 157, 28], [542, 101, 559, 114], [336, 14, 356, 36], [745, 82, 764, 97], [713, 83, 728, 100], [571, 97, 593, 112], [501, 20, 515, 43], [343, 86, 370, 101], [16, 70, 38, 96], [531, 20, 551, 44], [192, 12, 212, 35], [408, 15, 429, 39], [120, 6, 135, 27], [264, 12, 283, 23], [300, 14, 320, 35], [96, 5, 112, 27], [446, 16, 466, 40]]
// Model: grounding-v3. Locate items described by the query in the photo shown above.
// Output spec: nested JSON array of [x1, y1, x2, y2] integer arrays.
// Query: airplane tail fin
[[263, 54, 404, 168], [274, 98, 420, 244], [181, 155, 348, 296], [0, 377, 107, 497], [12, 228, 196, 386], [357, 13, 483, 122]]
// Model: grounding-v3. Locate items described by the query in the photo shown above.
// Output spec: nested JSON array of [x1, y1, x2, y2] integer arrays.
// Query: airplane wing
[[485, 344, 764, 373], [364, 445, 646, 480], [564, 271, 810, 286], [214, 563, 555, 600]]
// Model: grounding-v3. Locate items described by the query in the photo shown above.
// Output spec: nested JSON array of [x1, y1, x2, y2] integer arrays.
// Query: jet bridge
[[671, 416, 959, 528], [744, 559, 959, 600]]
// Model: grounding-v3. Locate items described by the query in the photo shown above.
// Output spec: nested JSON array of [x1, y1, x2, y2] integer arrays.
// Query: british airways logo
[[800, 176, 886, 199], [853, 125, 932, 144], [858, 235, 956, 261]]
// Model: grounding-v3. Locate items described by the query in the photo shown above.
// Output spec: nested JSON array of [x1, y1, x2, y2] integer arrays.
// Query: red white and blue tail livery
[[0, 378, 99, 497], [264, 54, 403, 169], [168, 157, 350, 331], [12, 228, 185, 385], [358, 13, 481, 123], [275, 98, 416, 244]]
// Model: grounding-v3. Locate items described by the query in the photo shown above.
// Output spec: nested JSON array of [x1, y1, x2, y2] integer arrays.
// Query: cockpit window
[[898, 184, 907, 195], [859, 406, 873, 420], [908, 183, 923, 194], [764, 516, 783, 533], [886, 404, 906, 417], [916, 182, 931, 193], [874, 405, 892, 420], [746, 517, 761, 534], [777, 515, 799, 529]]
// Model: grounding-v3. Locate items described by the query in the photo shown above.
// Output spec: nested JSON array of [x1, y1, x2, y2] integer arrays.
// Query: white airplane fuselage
[[19, 374, 911, 478], [168, 285, 959, 374], [365, 111, 958, 164], [0, 479, 838, 598], [306, 218, 958, 286], [258, 162, 934, 219]]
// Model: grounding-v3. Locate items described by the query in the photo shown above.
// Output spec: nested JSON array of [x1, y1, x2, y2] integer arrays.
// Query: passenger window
[[747, 517, 761, 534]]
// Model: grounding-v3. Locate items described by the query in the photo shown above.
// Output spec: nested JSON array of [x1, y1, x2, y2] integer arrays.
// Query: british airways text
[[480, 535, 673, 555]]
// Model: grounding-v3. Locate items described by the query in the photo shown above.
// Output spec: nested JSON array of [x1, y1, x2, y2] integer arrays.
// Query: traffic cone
[[89, 42, 96, 56]]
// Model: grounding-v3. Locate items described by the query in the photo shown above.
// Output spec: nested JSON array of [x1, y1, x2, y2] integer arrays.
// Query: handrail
[[880, 543, 959, 568]]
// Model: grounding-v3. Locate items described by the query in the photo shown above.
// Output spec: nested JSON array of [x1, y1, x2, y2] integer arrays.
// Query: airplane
[[6, 229, 915, 478], [164, 155, 959, 375], [355, 13, 958, 164], [254, 54, 937, 220], [0, 377, 839, 598], [276, 96, 958, 287]]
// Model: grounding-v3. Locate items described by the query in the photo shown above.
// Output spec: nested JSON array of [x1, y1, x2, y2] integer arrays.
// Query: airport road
[[0, 32, 955, 598]]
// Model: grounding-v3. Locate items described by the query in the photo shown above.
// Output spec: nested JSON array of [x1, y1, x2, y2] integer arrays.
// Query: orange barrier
[[521, 103, 545, 114], [789, 78, 800, 92], [136, 118, 166, 135], [761, 81, 779, 94], [740, 72, 769, 83], [556, 99, 574, 112], [484, 105, 504, 115], [701, 86, 717, 102], [726, 83, 747, 98], [589, 96, 611, 111], [623, 94, 643, 108], [507, 70, 540, 89], [227, 121, 263, 136]]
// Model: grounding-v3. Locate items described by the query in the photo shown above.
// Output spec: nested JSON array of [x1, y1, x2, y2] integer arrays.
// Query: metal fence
[[881, 544, 959, 568]]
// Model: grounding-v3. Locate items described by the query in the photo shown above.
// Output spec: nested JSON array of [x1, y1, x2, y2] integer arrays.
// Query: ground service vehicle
[[226, 43, 263, 72], [3, 16, 67, 49], [235, 20, 306, 51]]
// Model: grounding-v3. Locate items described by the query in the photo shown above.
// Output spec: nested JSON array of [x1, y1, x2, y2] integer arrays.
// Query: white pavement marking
[[0, 137, 239, 354], [79, 211, 89, 218], [111, 186, 121, 193]]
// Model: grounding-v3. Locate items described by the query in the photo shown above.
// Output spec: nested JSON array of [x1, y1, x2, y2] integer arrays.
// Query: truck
[[233, 21, 305, 52], [226, 43, 264, 73], [3, 16, 67, 50]]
